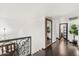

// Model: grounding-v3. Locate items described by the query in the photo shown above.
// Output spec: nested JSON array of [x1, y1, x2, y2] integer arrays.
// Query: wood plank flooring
[[33, 38, 79, 56]]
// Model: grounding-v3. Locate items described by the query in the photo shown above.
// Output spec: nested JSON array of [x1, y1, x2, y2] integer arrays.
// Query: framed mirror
[[45, 17, 52, 48]]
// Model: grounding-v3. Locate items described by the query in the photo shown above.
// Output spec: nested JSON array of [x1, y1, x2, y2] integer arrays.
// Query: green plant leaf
[[69, 24, 78, 36]]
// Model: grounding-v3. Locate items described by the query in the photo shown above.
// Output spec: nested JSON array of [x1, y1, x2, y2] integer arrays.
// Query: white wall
[[52, 17, 60, 42]]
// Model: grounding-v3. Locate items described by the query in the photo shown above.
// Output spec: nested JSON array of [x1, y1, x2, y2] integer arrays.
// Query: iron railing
[[0, 36, 31, 56]]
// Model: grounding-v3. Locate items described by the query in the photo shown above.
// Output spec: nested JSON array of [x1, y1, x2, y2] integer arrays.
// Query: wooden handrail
[[0, 36, 31, 43]]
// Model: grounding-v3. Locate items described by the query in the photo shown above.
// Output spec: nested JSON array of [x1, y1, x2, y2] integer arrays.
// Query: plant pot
[[47, 37, 51, 40], [73, 40, 77, 45]]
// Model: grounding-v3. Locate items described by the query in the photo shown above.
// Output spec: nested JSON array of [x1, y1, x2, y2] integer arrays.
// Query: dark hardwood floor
[[33, 38, 79, 56]]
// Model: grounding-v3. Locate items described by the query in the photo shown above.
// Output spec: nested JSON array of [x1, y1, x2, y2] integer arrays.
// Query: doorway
[[45, 17, 52, 48], [59, 23, 68, 40]]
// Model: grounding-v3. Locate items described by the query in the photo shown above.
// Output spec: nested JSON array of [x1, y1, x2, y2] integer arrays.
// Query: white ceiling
[[0, 3, 79, 17]]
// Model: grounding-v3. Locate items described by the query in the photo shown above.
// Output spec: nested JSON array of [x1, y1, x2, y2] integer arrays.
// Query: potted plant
[[47, 26, 51, 40], [69, 24, 78, 45], [47, 26, 50, 33]]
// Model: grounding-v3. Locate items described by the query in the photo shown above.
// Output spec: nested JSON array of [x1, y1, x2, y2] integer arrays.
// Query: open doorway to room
[[45, 17, 52, 48], [59, 23, 68, 40]]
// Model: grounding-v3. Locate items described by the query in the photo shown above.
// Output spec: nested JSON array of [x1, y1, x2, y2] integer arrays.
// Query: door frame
[[59, 23, 68, 40]]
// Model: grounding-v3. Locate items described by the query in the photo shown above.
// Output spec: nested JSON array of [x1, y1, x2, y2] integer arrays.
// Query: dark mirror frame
[[45, 17, 52, 48]]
